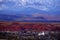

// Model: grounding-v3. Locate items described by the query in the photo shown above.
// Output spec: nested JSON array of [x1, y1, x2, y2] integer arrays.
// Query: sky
[[0, 0, 60, 22]]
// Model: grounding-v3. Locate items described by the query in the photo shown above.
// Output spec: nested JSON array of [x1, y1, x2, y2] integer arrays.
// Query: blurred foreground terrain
[[0, 22, 60, 40]]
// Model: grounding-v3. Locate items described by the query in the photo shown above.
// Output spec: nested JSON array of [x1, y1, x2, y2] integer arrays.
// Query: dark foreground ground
[[0, 22, 60, 40]]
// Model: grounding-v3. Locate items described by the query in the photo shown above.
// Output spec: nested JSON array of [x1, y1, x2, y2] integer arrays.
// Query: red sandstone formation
[[0, 22, 60, 31]]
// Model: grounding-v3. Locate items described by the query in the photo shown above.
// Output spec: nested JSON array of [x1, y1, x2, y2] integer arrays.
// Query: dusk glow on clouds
[[0, 0, 60, 22]]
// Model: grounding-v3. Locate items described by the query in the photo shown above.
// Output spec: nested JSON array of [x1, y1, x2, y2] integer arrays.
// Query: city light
[[38, 32, 45, 36]]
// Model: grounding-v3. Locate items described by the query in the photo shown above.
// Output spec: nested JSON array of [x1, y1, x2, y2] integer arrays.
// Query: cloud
[[0, 0, 3, 2], [0, 0, 59, 11], [0, 4, 8, 10]]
